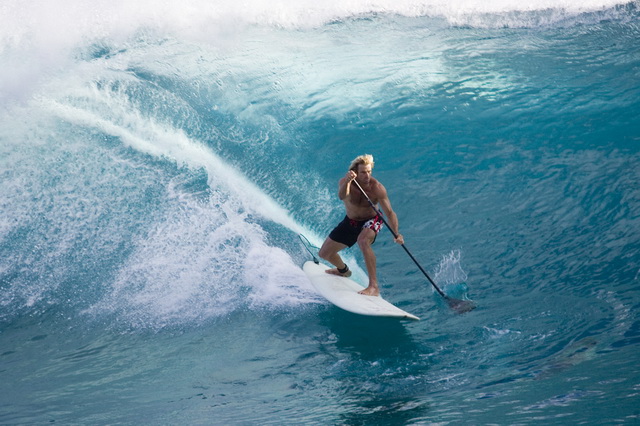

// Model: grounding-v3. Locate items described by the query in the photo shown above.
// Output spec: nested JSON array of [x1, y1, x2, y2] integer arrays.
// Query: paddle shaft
[[351, 179, 448, 299]]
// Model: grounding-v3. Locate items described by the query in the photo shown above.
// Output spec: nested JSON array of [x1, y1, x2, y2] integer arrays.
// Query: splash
[[434, 249, 468, 286], [40, 93, 313, 238], [35, 85, 323, 328]]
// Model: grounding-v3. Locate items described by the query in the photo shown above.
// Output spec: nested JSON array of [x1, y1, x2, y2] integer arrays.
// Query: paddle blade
[[446, 297, 476, 314]]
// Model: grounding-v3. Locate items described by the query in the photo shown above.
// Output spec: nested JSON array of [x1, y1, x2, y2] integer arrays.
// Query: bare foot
[[325, 268, 352, 278], [358, 285, 379, 297]]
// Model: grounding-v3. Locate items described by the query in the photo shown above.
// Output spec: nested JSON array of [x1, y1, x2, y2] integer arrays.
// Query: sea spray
[[433, 250, 470, 298]]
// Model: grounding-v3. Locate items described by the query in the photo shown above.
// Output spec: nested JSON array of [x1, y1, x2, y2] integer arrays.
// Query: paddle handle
[[351, 179, 448, 299]]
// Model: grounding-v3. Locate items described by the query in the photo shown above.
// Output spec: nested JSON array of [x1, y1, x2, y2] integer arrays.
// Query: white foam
[[244, 242, 320, 308], [1, 0, 632, 106], [1, 0, 631, 43], [81, 181, 345, 328], [86, 191, 319, 328], [1, 0, 632, 59]]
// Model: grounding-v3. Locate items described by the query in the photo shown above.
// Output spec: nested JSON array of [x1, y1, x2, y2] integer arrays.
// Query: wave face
[[1, 1, 639, 424]]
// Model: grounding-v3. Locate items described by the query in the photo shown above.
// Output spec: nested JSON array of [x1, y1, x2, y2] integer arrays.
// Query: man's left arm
[[378, 188, 404, 245]]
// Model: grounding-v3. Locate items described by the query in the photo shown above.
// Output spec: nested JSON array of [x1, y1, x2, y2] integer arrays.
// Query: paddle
[[351, 178, 476, 314]]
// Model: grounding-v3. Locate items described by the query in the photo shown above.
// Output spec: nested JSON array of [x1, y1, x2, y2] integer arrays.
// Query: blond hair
[[349, 154, 374, 172]]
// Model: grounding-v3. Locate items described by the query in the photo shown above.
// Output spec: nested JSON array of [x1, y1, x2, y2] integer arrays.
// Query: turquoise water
[[1, 1, 639, 423]]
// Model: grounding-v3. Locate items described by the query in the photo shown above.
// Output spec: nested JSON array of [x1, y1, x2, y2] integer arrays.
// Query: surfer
[[318, 154, 404, 296]]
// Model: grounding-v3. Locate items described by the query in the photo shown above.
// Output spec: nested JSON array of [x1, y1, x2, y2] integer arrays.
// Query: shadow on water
[[318, 308, 433, 424], [323, 309, 418, 359]]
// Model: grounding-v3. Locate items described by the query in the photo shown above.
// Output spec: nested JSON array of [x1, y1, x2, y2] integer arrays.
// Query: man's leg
[[357, 228, 379, 296], [318, 237, 351, 277]]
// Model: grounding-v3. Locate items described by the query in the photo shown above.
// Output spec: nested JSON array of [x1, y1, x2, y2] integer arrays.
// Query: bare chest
[[349, 183, 378, 207]]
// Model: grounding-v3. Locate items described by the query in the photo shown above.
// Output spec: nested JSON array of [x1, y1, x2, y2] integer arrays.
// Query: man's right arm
[[338, 171, 356, 200]]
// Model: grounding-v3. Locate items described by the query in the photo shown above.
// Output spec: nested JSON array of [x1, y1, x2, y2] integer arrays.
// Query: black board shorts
[[328, 215, 384, 248]]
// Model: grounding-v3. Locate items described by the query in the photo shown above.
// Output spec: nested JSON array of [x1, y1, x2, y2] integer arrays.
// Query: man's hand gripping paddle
[[352, 179, 476, 314]]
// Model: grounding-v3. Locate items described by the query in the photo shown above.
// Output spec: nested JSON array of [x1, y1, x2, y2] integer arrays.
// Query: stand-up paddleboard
[[303, 261, 419, 321]]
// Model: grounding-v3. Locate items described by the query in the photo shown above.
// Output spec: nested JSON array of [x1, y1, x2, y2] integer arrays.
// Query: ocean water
[[1, 0, 639, 423]]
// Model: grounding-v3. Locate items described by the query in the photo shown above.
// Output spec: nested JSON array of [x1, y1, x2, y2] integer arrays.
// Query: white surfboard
[[303, 261, 419, 321]]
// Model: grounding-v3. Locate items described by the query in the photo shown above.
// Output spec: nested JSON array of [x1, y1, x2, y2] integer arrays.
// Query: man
[[318, 154, 404, 296]]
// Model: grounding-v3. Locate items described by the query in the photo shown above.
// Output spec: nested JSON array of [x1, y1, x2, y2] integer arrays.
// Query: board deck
[[303, 261, 419, 321]]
